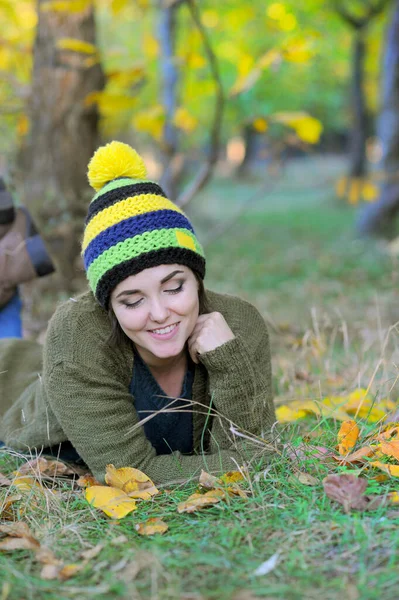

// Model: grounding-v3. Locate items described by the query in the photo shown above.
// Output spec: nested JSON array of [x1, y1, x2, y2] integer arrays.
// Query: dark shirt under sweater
[[39, 350, 194, 463], [130, 350, 194, 455]]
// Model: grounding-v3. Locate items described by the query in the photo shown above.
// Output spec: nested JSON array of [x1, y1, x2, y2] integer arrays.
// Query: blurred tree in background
[[0, 0, 395, 281]]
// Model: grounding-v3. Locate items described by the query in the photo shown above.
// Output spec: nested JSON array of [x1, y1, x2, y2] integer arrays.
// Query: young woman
[[0, 142, 275, 484]]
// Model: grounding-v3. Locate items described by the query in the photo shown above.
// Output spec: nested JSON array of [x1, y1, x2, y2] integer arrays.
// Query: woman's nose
[[149, 298, 170, 323]]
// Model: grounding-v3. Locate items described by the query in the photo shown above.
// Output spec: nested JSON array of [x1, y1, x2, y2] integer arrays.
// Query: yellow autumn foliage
[[56, 38, 97, 55]]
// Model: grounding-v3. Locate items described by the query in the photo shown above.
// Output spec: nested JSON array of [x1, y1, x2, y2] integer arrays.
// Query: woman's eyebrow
[[116, 270, 185, 299]]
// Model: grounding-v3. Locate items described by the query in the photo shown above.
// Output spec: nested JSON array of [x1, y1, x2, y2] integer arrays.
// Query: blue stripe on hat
[[83, 209, 195, 270]]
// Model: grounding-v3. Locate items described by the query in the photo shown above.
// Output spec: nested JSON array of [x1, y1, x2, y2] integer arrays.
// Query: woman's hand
[[188, 312, 235, 364]]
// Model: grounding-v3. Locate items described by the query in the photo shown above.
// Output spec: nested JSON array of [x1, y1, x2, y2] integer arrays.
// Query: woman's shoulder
[[43, 290, 115, 367], [205, 289, 268, 336]]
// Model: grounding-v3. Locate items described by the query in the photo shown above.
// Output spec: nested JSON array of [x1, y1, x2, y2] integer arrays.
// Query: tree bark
[[235, 124, 258, 178], [158, 2, 181, 199], [357, 0, 399, 237], [350, 31, 369, 178], [18, 0, 105, 288]]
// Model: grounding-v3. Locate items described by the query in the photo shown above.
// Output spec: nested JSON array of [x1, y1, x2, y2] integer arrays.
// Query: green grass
[[2, 155, 399, 599]]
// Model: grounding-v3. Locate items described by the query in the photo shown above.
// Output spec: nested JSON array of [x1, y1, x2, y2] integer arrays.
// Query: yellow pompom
[[87, 141, 147, 192]]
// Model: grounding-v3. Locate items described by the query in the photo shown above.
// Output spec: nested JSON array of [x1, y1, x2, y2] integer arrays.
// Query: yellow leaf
[[135, 518, 168, 536], [177, 490, 224, 514], [253, 118, 268, 133], [11, 472, 43, 493], [105, 464, 158, 499], [332, 446, 375, 465], [348, 178, 362, 205], [133, 105, 165, 140], [56, 38, 97, 55], [370, 461, 399, 478], [85, 92, 137, 115], [338, 420, 360, 455], [267, 3, 286, 20], [279, 13, 297, 31], [173, 107, 198, 133], [41, 0, 92, 13], [110, 0, 129, 15], [272, 112, 323, 144], [388, 491, 399, 504], [17, 114, 29, 137], [202, 9, 219, 28], [143, 33, 159, 59], [282, 38, 314, 63], [361, 181, 378, 202], [185, 52, 206, 69], [379, 440, 399, 462], [219, 471, 245, 484], [85, 486, 137, 519]]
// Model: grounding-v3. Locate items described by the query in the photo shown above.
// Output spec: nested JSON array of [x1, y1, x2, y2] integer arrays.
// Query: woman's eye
[[166, 282, 183, 294], [124, 298, 143, 309]]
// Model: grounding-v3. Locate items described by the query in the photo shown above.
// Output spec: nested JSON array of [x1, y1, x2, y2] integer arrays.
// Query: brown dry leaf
[[323, 474, 369, 513], [105, 464, 159, 499], [375, 423, 399, 441], [379, 440, 399, 462], [332, 446, 375, 465], [80, 543, 104, 560], [292, 471, 318, 486], [226, 485, 248, 498], [76, 473, 100, 488], [0, 521, 40, 551], [135, 518, 169, 536], [177, 489, 225, 514], [199, 470, 219, 490], [18, 457, 79, 477], [85, 486, 137, 519], [0, 494, 22, 520], [338, 420, 360, 455], [0, 473, 12, 486], [370, 461, 399, 478]]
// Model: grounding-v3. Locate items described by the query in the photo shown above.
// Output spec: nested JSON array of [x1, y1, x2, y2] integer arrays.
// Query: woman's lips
[[147, 322, 180, 341]]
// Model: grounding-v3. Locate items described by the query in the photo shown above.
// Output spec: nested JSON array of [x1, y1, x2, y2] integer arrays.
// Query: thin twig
[[176, 0, 224, 208]]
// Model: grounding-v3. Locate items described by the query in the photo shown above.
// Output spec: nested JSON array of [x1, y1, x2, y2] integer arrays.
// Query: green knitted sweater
[[0, 290, 275, 484]]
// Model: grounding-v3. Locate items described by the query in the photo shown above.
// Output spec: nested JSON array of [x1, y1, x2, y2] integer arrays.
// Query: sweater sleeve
[[198, 302, 275, 448], [46, 359, 244, 484]]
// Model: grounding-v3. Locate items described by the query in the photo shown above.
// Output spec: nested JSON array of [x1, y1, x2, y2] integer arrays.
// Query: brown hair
[[107, 270, 209, 348]]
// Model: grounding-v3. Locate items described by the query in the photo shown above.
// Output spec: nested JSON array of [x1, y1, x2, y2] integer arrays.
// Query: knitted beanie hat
[[83, 141, 206, 308]]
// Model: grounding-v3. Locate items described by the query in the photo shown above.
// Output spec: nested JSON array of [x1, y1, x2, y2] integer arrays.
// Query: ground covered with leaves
[[2, 156, 399, 599]]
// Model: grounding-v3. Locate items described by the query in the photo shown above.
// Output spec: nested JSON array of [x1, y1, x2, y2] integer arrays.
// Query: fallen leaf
[[323, 474, 369, 513], [219, 471, 245, 484], [0, 522, 40, 551], [80, 543, 104, 560], [11, 472, 43, 493], [292, 472, 318, 486], [85, 486, 137, 519], [379, 440, 399, 462], [332, 446, 375, 465], [105, 465, 159, 499], [76, 473, 100, 487], [253, 552, 280, 576], [338, 420, 360, 455], [370, 461, 399, 478], [177, 490, 225, 514], [0, 494, 22, 520], [0, 473, 12, 486], [135, 518, 168, 536], [199, 470, 219, 490]]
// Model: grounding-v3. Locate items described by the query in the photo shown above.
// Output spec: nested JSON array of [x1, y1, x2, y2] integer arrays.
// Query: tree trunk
[[235, 124, 258, 178], [357, 1, 399, 237], [18, 0, 105, 288], [350, 31, 369, 178], [158, 2, 181, 200]]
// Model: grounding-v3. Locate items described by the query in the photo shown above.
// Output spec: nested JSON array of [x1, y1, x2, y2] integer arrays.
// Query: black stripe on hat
[[96, 247, 206, 309], [86, 181, 167, 224]]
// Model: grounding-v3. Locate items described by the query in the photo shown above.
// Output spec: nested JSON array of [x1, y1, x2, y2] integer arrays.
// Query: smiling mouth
[[148, 322, 180, 335]]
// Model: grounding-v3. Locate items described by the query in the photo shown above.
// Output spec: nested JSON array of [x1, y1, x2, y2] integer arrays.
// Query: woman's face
[[110, 264, 200, 366]]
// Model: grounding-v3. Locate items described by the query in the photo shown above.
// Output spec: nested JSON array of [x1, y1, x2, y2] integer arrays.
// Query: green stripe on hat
[[87, 227, 204, 293]]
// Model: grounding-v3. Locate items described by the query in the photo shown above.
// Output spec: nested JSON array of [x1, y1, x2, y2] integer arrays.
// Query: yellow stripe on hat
[[82, 194, 185, 251]]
